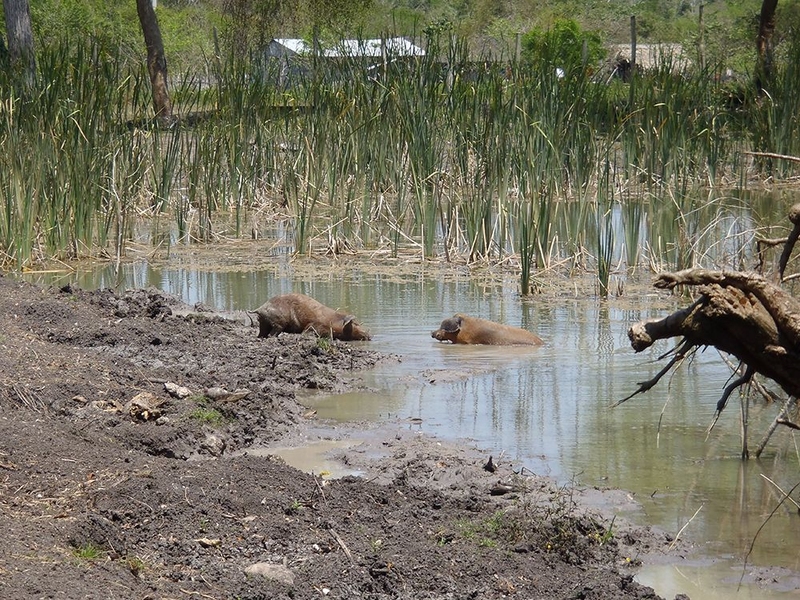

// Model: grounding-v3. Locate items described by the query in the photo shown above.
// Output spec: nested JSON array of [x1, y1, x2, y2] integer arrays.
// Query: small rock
[[490, 481, 515, 496], [164, 382, 191, 399], [244, 562, 295, 586], [127, 392, 163, 421], [205, 387, 251, 402], [484, 455, 497, 473], [201, 434, 226, 457]]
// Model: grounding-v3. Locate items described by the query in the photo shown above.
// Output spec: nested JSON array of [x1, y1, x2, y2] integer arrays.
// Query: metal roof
[[269, 38, 425, 58]]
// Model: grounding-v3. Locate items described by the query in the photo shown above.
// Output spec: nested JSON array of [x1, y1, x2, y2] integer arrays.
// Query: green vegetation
[[72, 542, 105, 561], [285, 499, 304, 515], [521, 19, 606, 73], [188, 396, 227, 426], [126, 555, 147, 577], [2, 2, 800, 293]]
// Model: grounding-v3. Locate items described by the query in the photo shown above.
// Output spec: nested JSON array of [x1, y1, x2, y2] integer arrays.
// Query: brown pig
[[431, 313, 543, 346], [253, 293, 371, 341]]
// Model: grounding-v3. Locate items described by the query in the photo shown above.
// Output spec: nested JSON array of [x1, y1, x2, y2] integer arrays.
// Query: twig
[[739, 480, 800, 591], [743, 150, 800, 163], [667, 503, 703, 552], [330, 528, 354, 563], [755, 396, 798, 457], [312, 473, 328, 506], [611, 339, 693, 407], [179, 589, 217, 599], [760, 474, 800, 511], [705, 365, 753, 436]]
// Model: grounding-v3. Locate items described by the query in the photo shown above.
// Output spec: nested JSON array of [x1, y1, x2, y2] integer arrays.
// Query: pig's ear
[[440, 316, 461, 333], [342, 315, 355, 336]]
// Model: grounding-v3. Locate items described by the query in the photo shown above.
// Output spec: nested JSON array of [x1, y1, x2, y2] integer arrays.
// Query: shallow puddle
[[235, 439, 366, 479], [637, 560, 800, 599]]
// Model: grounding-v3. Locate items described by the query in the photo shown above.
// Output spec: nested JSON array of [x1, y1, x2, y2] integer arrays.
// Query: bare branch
[[653, 269, 800, 351], [743, 150, 800, 163], [706, 365, 753, 435], [612, 339, 694, 407], [778, 204, 800, 281]]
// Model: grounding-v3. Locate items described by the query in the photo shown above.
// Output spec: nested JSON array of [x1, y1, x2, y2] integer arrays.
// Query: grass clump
[[189, 406, 226, 427], [71, 542, 105, 561], [187, 395, 227, 427]]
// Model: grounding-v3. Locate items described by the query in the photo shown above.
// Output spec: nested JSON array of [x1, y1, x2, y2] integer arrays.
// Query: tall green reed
[[4, 32, 799, 281]]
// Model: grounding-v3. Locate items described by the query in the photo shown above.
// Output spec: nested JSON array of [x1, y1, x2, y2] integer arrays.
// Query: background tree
[[756, 0, 779, 90], [521, 18, 605, 74], [136, 0, 173, 123], [219, 0, 373, 56], [2, 0, 36, 85]]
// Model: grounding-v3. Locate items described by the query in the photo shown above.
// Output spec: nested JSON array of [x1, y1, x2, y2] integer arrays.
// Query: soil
[[0, 274, 685, 600]]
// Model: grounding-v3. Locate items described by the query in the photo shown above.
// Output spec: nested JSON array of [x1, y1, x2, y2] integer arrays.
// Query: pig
[[253, 293, 371, 341], [431, 313, 543, 346]]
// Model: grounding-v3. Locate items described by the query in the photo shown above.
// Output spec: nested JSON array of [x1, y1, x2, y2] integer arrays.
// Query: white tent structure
[[265, 37, 425, 88], [266, 37, 425, 59]]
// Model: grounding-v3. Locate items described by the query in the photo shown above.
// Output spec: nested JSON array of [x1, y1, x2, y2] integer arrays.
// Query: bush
[[521, 18, 605, 74]]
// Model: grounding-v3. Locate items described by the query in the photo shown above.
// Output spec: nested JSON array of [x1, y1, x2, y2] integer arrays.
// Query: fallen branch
[[739, 480, 800, 591], [706, 364, 753, 435], [629, 269, 800, 398], [743, 150, 800, 164], [778, 204, 800, 281], [755, 396, 798, 457]]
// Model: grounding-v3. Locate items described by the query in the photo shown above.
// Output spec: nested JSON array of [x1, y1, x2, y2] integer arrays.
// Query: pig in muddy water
[[431, 314, 543, 346], [253, 293, 371, 341]]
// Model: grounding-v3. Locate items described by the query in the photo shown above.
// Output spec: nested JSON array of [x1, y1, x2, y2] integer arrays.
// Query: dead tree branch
[[778, 204, 800, 281], [611, 339, 695, 407], [628, 269, 800, 399], [754, 203, 800, 279], [706, 364, 753, 434]]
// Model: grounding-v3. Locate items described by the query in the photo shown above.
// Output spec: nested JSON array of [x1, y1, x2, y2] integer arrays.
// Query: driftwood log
[[623, 204, 800, 457]]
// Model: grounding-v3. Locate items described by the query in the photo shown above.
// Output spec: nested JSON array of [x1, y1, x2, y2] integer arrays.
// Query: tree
[[2, 0, 36, 85], [521, 19, 605, 75], [756, 0, 779, 90], [136, 0, 173, 124], [219, 0, 374, 56]]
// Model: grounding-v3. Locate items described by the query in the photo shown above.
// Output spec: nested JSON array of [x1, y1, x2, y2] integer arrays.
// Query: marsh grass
[[2, 35, 797, 289]]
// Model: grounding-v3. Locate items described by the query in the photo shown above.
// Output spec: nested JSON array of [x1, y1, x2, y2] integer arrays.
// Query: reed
[[2, 32, 798, 282], [748, 38, 800, 177]]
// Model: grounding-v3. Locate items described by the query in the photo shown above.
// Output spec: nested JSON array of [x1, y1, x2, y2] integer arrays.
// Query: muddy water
[[20, 258, 800, 599]]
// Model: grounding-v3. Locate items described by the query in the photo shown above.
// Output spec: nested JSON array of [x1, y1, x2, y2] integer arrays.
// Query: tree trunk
[[136, 0, 174, 124], [756, 0, 779, 91], [622, 204, 800, 455], [2, 0, 36, 86]]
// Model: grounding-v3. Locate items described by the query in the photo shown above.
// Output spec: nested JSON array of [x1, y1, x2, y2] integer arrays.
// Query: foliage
[[217, 0, 374, 57], [10, 0, 800, 69], [521, 18, 606, 72]]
